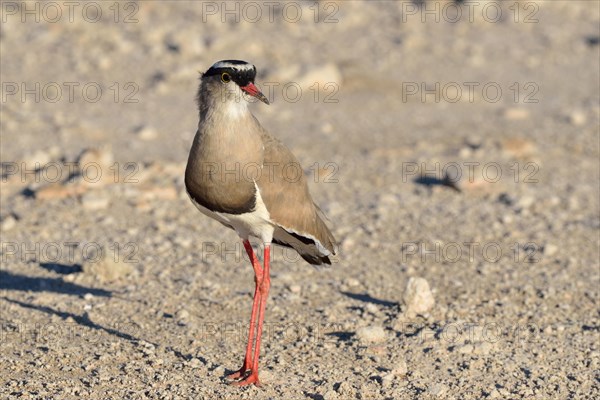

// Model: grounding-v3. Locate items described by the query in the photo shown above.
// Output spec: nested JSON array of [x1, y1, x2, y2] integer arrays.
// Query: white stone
[[356, 325, 387, 343], [288, 284, 302, 293], [392, 359, 408, 376], [137, 126, 158, 141], [544, 244, 558, 256], [296, 63, 342, 91], [567, 110, 586, 126], [81, 192, 110, 210], [429, 383, 448, 397], [503, 107, 530, 120], [403, 277, 435, 315], [1, 215, 17, 231]]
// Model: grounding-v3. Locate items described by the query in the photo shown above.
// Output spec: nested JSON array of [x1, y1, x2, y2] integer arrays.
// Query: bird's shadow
[[0, 268, 209, 365], [340, 291, 397, 308], [413, 176, 461, 192], [39, 262, 83, 275], [0, 267, 147, 343], [0, 269, 111, 297], [1, 296, 146, 343]]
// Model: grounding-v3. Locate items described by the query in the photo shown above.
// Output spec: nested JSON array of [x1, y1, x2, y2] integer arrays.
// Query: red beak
[[240, 83, 270, 105]]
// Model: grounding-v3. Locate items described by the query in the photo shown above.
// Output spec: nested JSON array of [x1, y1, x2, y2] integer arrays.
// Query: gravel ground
[[1, 1, 599, 399]]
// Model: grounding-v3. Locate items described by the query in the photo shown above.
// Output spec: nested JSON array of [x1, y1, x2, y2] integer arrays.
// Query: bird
[[185, 60, 337, 386]]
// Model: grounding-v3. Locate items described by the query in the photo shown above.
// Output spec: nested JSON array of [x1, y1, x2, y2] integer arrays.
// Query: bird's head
[[199, 60, 269, 108]]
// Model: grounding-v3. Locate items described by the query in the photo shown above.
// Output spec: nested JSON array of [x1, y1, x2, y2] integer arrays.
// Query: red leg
[[232, 244, 271, 386], [226, 240, 263, 380]]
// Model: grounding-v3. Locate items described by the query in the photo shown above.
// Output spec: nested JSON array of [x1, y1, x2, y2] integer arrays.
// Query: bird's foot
[[226, 366, 250, 380], [230, 372, 260, 387]]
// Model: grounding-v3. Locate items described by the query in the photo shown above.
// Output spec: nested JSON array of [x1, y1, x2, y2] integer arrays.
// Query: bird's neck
[[190, 98, 263, 166], [201, 99, 249, 122]]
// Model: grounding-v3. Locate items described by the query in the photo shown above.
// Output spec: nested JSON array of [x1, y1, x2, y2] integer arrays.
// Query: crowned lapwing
[[185, 60, 337, 386]]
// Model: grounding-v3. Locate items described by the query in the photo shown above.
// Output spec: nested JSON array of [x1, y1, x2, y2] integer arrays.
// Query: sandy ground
[[1, 1, 599, 399]]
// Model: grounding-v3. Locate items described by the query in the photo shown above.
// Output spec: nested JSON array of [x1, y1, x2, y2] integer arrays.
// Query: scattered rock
[[188, 358, 202, 368], [516, 195, 535, 210], [382, 359, 409, 383], [76, 148, 115, 187], [544, 244, 558, 256], [83, 248, 134, 283], [473, 341, 493, 355], [403, 277, 435, 316], [457, 344, 474, 354], [344, 277, 360, 288], [335, 380, 354, 397], [259, 369, 275, 383], [323, 389, 338, 400], [356, 325, 387, 344], [566, 110, 586, 126], [503, 107, 530, 121], [296, 63, 342, 90], [502, 137, 537, 158], [321, 122, 334, 134], [1, 214, 17, 231], [393, 359, 409, 376], [288, 284, 302, 293], [428, 383, 448, 397], [176, 309, 190, 320], [24, 149, 52, 167], [135, 125, 158, 141], [380, 373, 395, 387], [77, 148, 114, 169], [140, 186, 178, 201], [36, 182, 85, 200], [365, 303, 379, 315], [81, 192, 110, 210]]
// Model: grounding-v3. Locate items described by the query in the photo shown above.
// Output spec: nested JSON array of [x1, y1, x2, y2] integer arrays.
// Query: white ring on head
[[210, 61, 255, 71]]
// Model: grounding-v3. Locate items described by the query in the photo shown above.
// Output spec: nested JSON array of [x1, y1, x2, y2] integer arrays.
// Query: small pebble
[[344, 277, 360, 287], [1, 215, 17, 231], [365, 303, 379, 314], [77, 148, 114, 169], [323, 390, 338, 400], [288, 284, 301, 294], [429, 383, 448, 397], [392, 359, 408, 376], [517, 195, 535, 209], [356, 325, 387, 344], [321, 123, 334, 134], [457, 344, 474, 354], [403, 277, 435, 315], [567, 110, 586, 126], [81, 192, 110, 210], [473, 341, 493, 355], [24, 149, 52, 167], [381, 373, 395, 385], [503, 107, 530, 121], [296, 63, 342, 90], [83, 250, 134, 283], [544, 244, 558, 256], [136, 126, 158, 141], [188, 358, 202, 368]]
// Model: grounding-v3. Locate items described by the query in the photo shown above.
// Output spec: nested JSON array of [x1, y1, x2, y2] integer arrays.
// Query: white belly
[[187, 183, 274, 243]]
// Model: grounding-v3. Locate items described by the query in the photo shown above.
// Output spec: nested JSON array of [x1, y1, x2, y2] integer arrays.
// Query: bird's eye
[[221, 73, 231, 83]]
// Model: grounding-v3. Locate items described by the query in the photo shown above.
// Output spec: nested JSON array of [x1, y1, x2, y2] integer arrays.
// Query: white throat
[[224, 97, 249, 119]]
